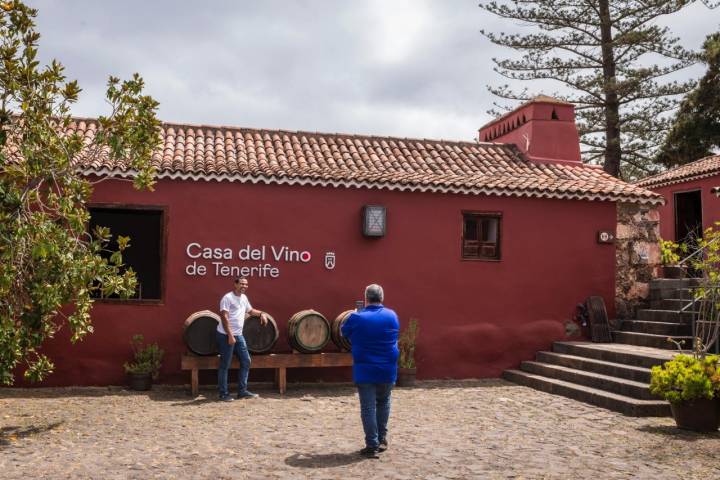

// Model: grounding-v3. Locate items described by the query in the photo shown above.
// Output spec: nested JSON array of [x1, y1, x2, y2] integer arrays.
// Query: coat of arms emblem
[[324, 252, 336, 270]]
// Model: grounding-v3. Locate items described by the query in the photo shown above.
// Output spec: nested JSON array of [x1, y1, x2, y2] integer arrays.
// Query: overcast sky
[[28, 1, 720, 142]]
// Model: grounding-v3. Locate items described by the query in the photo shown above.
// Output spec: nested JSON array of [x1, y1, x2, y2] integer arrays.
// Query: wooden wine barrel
[[331, 309, 353, 351], [287, 309, 330, 353], [183, 310, 221, 356], [243, 313, 279, 354]]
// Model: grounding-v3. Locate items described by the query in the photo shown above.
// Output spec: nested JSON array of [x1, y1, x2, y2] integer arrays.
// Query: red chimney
[[478, 95, 581, 165]]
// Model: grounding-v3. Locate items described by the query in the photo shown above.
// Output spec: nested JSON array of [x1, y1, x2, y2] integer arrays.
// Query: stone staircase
[[503, 277, 699, 417]]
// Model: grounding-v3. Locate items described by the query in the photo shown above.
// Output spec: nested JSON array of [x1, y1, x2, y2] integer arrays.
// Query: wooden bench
[[181, 352, 353, 397]]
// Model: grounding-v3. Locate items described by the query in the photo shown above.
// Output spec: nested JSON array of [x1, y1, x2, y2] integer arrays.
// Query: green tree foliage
[[656, 32, 720, 167], [0, 1, 161, 384], [479, 0, 718, 180]]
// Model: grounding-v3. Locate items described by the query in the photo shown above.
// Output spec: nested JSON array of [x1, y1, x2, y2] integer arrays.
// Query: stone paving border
[[1, 379, 719, 479]]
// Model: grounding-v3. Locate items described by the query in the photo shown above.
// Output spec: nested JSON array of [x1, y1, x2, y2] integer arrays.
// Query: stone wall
[[616, 202, 661, 319]]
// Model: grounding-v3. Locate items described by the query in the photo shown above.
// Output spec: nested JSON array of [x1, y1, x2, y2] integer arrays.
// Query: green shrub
[[650, 354, 720, 404], [123, 334, 163, 379]]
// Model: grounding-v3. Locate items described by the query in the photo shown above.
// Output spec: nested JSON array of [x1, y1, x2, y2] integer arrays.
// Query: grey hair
[[365, 284, 384, 303]]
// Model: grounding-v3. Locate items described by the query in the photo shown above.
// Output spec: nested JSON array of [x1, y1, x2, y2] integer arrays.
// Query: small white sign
[[324, 252, 336, 270], [597, 231, 615, 244]]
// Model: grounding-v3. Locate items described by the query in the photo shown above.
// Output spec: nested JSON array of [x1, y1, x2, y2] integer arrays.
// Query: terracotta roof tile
[[635, 155, 720, 189], [65, 119, 662, 205]]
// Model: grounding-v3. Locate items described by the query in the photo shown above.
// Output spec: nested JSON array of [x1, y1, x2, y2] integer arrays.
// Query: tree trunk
[[599, 0, 622, 178]]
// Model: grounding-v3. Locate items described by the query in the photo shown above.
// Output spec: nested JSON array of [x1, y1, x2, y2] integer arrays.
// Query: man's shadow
[[284, 452, 368, 468]]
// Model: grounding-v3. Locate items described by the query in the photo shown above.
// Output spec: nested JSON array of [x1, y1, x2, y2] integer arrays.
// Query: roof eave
[[81, 167, 665, 207]]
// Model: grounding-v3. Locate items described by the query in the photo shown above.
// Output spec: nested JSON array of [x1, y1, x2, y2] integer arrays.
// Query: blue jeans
[[356, 383, 393, 448], [216, 332, 252, 398]]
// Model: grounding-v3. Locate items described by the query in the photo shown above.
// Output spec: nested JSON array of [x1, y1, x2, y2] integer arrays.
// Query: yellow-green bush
[[659, 239, 687, 265], [650, 354, 720, 403]]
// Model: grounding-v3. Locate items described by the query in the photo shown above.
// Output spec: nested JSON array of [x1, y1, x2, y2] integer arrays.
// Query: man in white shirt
[[217, 277, 268, 401]]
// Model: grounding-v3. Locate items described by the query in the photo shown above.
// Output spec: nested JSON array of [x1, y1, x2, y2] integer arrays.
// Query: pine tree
[[656, 32, 720, 167], [479, 0, 718, 180]]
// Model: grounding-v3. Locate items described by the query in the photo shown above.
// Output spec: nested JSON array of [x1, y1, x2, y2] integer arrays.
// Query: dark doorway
[[674, 190, 702, 244]]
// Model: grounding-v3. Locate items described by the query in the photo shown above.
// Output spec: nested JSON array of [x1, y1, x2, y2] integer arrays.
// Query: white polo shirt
[[218, 292, 253, 336]]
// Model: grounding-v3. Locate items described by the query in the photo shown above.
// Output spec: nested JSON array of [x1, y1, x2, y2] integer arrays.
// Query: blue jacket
[[341, 304, 400, 384]]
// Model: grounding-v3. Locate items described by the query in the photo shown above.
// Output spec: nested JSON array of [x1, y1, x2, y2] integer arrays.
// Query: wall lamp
[[362, 205, 386, 237]]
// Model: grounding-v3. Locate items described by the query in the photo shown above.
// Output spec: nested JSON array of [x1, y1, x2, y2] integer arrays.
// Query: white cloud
[[360, 0, 433, 65], [26, 0, 720, 141]]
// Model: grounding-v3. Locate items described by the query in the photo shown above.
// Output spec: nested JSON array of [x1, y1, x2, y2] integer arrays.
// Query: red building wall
[[33, 178, 617, 386], [652, 175, 720, 241]]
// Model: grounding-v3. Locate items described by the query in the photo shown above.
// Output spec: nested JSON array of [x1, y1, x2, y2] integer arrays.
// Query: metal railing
[[673, 235, 720, 354], [680, 285, 720, 355], [679, 235, 720, 267]]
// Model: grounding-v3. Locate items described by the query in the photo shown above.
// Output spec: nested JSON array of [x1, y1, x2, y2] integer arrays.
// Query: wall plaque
[[597, 231, 615, 244]]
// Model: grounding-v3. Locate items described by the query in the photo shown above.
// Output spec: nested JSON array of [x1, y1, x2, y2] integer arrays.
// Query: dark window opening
[[551, 108, 559, 120], [462, 213, 501, 260], [89, 207, 164, 301]]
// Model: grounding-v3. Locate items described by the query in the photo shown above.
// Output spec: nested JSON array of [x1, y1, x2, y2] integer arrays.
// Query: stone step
[[536, 351, 652, 383], [649, 278, 700, 290], [675, 288, 696, 300], [520, 361, 656, 400], [552, 341, 677, 369], [651, 298, 696, 311], [502, 369, 670, 417], [636, 309, 693, 323], [649, 289, 673, 302], [648, 287, 695, 301], [620, 320, 690, 336], [613, 331, 693, 350], [649, 287, 696, 301]]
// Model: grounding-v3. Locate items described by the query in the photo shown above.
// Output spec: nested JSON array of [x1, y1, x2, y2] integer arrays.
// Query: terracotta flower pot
[[670, 398, 720, 432], [396, 367, 416, 387], [662, 265, 685, 279], [128, 372, 153, 391]]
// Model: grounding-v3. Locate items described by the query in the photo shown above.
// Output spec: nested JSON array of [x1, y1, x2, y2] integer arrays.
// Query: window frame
[[460, 211, 502, 262], [88, 203, 168, 305]]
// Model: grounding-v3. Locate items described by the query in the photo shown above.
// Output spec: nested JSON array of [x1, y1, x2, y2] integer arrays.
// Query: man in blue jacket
[[341, 283, 400, 458]]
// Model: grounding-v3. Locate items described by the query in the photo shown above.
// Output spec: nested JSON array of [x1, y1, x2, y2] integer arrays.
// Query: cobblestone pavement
[[1, 379, 719, 479]]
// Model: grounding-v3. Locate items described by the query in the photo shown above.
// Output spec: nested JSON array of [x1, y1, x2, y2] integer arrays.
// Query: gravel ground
[[1, 379, 719, 479]]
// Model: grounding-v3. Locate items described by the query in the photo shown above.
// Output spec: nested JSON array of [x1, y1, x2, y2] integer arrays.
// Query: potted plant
[[650, 353, 720, 432], [659, 239, 687, 279], [397, 318, 419, 387], [124, 334, 164, 391]]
